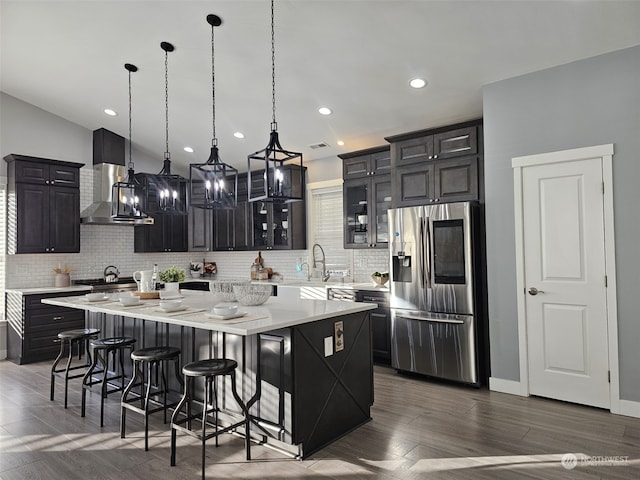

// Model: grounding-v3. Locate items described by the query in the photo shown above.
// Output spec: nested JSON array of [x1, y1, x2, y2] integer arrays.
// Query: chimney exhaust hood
[[80, 128, 154, 226]]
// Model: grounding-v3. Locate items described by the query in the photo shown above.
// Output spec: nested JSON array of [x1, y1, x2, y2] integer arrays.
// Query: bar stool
[[50, 328, 101, 408], [170, 359, 251, 479], [81, 336, 136, 427], [121, 346, 183, 451]]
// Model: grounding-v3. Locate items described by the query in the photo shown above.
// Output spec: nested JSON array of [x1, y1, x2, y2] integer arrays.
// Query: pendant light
[[110, 63, 153, 224], [156, 41, 185, 213], [189, 14, 238, 210], [248, 0, 304, 203]]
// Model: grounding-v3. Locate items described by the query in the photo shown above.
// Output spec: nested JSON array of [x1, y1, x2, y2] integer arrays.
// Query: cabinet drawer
[[26, 310, 85, 333], [15, 161, 48, 184], [25, 292, 86, 309]]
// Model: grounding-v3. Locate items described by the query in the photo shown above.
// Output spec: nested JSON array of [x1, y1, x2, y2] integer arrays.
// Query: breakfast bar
[[42, 291, 377, 458]]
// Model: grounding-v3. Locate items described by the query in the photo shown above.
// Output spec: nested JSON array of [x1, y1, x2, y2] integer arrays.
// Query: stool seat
[[91, 336, 136, 348], [51, 328, 101, 409], [171, 357, 250, 479], [182, 359, 237, 377], [131, 346, 181, 362], [58, 328, 100, 340], [82, 336, 136, 427]]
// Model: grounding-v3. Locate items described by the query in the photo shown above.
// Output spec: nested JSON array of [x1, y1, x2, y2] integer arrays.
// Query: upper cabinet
[[342, 148, 391, 180], [212, 173, 250, 251], [134, 173, 189, 253], [386, 120, 483, 207], [4, 154, 83, 254], [339, 146, 391, 249]]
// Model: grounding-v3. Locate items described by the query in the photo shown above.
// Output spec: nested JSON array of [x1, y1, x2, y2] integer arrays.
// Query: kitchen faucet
[[312, 243, 331, 282]]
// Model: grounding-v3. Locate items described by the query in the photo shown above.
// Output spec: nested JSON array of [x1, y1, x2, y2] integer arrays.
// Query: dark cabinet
[[250, 198, 306, 250], [188, 206, 212, 251], [213, 173, 250, 251], [248, 167, 306, 251], [6, 290, 87, 364], [340, 146, 392, 249], [387, 120, 483, 207], [395, 156, 478, 206], [342, 147, 391, 180], [135, 213, 188, 252], [5, 155, 83, 254], [134, 173, 188, 253], [356, 290, 390, 365], [343, 176, 391, 248]]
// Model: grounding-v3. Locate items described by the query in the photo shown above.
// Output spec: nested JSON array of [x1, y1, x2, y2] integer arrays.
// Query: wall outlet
[[334, 320, 344, 352], [324, 336, 333, 357]]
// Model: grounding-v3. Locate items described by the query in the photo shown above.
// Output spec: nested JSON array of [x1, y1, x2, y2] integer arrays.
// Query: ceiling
[[2, 1, 640, 173]]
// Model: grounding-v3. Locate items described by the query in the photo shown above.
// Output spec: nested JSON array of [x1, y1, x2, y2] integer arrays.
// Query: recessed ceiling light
[[104, 108, 117, 116], [318, 107, 332, 116], [409, 78, 427, 89], [183, 146, 194, 153], [337, 140, 345, 146], [233, 132, 245, 139]]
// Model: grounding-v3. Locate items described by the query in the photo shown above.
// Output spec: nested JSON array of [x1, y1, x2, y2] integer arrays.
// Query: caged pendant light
[[247, 0, 304, 204], [110, 63, 153, 224], [156, 41, 186, 213], [189, 14, 238, 210]]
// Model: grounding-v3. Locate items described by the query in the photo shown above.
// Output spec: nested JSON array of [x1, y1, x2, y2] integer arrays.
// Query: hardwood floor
[[1, 360, 639, 479]]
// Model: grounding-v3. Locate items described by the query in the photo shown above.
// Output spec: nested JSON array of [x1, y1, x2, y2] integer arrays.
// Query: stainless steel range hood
[[80, 128, 154, 226], [80, 163, 153, 225]]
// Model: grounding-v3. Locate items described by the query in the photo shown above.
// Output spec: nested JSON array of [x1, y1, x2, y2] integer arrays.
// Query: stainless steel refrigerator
[[388, 201, 481, 385]]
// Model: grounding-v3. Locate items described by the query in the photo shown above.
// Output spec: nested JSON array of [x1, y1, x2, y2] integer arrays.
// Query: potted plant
[[189, 262, 202, 278], [159, 265, 186, 293]]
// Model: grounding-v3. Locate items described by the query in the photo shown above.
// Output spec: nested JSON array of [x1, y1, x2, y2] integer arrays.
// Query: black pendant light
[[156, 41, 186, 213], [189, 14, 238, 210], [248, 0, 304, 204], [110, 63, 153, 224]]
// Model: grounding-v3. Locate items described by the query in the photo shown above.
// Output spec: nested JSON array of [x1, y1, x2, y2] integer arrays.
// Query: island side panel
[[291, 310, 373, 457]]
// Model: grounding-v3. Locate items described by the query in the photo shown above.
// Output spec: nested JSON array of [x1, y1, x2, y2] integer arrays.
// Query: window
[[308, 181, 350, 275], [0, 180, 5, 320]]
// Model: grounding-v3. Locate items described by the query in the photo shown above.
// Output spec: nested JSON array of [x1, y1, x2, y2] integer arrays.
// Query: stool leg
[[100, 348, 110, 427], [213, 377, 219, 448], [63, 339, 75, 409], [160, 361, 168, 424], [144, 360, 153, 451], [202, 377, 209, 480], [50, 338, 66, 402], [230, 371, 251, 460], [81, 346, 100, 418], [121, 358, 142, 440], [171, 376, 190, 467]]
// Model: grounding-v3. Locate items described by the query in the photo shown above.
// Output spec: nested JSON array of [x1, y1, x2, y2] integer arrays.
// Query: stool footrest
[[172, 415, 246, 443]]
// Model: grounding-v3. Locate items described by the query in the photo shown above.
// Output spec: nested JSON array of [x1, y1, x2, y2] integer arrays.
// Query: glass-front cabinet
[[251, 201, 291, 250], [344, 175, 391, 249]]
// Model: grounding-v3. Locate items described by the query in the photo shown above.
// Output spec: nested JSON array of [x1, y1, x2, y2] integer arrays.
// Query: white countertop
[[6, 285, 92, 295], [41, 291, 377, 336], [185, 278, 389, 292]]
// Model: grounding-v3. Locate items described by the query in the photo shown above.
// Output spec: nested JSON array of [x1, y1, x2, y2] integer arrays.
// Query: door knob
[[528, 287, 544, 296]]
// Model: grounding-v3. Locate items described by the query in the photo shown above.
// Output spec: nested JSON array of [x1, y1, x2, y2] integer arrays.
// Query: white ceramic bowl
[[159, 299, 183, 311], [233, 284, 272, 306], [85, 293, 107, 302], [212, 305, 238, 316], [119, 295, 141, 306]]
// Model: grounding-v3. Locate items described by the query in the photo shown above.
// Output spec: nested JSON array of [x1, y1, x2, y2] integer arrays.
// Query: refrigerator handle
[[424, 217, 432, 289], [418, 218, 425, 289]]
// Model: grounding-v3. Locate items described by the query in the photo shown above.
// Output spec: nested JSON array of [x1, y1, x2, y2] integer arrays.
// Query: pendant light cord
[[165, 48, 170, 158], [128, 68, 133, 169], [211, 21, 217, 147], [271, 0, 277, 131]]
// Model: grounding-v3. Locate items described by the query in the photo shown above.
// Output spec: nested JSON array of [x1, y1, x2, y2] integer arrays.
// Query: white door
[[522, 156, 610, 408]]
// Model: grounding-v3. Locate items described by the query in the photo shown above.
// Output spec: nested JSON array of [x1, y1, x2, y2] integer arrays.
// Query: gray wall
[[483, 45, 640, 401]]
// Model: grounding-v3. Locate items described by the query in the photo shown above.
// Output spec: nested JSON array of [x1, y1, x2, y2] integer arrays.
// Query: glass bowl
[[232, 284, 272, 306], [210, 280, 250, 301]]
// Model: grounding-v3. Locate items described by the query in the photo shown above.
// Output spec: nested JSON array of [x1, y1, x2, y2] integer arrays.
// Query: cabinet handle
[[45, 248, 49, 252], [52, 316, 64, 320], [50, 247, 55, 251], [433, 154, 438, 159], [428, 155, 433, 160]]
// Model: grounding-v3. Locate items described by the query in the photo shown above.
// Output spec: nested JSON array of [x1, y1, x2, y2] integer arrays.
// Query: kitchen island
[[42, 291, 377, 458]]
